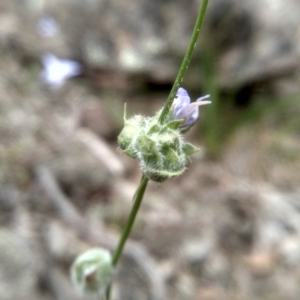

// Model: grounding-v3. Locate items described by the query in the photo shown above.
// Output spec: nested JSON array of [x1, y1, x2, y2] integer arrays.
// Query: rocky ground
[[1, 1, 300, 300]]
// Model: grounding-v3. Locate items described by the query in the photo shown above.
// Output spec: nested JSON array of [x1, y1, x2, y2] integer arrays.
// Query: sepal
[[182, 142, 199, 155]]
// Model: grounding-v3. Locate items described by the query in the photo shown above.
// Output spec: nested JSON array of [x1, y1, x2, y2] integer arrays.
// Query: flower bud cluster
[[118, 88, 210, 182]]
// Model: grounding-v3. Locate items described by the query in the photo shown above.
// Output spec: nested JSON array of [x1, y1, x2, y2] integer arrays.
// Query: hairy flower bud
[[70, 248, 113, 296], [118, 88, 210, 182]]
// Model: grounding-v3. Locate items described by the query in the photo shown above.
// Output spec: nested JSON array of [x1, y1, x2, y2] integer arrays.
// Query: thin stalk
[[112, 175, 149, 266], [106, 176, 148, 300], [158, 0, 209, 124]]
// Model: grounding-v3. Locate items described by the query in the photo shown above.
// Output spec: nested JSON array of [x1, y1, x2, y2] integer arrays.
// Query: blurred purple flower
[[40, 53, 82, 89], [172, 87, 211, 132], [37, 17, 59, 37]]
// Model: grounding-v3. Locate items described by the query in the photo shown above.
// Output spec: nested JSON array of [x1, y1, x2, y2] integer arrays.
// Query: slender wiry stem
[[106, 176, 148, 299], [158, 0, 209, 124], [106, 1, 209, 299], [112, 176, 149, 266]]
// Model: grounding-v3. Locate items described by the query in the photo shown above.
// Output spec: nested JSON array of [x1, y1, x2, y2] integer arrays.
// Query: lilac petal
[[174, 87, 190, 107], [40, 53, 82, 88], [176, 87, 189, 97], [172, 87, 191, 118], [173, 95, 190, 107], [172, 95, 190, 116], [173, 105, 189, 120], [181, 105, 199, 128]]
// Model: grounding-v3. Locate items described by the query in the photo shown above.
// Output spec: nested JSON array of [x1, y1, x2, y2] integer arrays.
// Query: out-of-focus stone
[[2, 0, 300, 93], [244, 251, 275, 276], [0, 230, 39, 300]]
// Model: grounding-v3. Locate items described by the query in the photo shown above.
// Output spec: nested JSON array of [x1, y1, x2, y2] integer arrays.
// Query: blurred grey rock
[[258, 187, 300, 249], [207, 0, 300, 90], [0, 230, 39, 300], [0, 0, 299, 92]]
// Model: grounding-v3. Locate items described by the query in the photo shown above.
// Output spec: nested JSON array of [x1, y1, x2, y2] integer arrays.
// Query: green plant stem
[[112, 175, 149, 266], [158, 0, 210, 124], [106, 175, 148, 300]]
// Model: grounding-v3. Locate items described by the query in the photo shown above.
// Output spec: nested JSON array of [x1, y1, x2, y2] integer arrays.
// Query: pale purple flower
[[40, 53, 82, 88], [172, 87, 211, 132], [37, 17, 59, 37]]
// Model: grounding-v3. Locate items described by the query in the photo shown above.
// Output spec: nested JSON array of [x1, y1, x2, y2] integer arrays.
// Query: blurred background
[[1, 0, 300, 299]]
